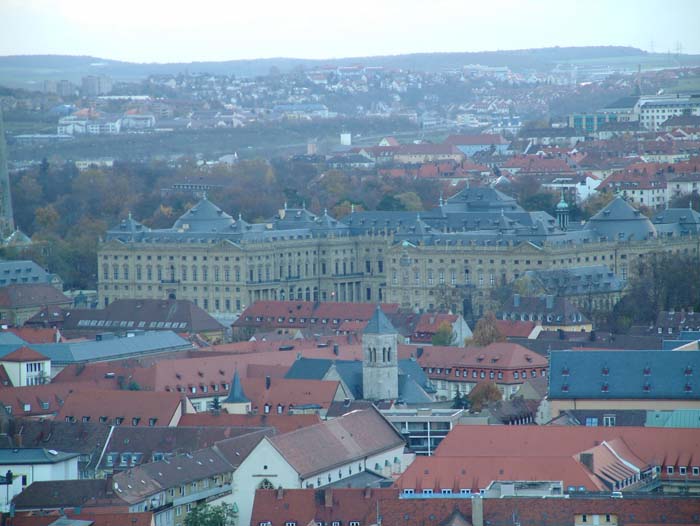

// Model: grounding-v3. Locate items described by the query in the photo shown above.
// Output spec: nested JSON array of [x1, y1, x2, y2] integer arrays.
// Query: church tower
[[0, 109, 15, 236], [362, 305, 399, 401], [556, 190, 569, 231]]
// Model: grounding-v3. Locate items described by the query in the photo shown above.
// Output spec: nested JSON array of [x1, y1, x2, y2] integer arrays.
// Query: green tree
[[452, 391, 469, 409], [431, 321, 456, 346], [467, 382, 503, 412], [471, 312, 506, 346], [184, 503, 237, 526]]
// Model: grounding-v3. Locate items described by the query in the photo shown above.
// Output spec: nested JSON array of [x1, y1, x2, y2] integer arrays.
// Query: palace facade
[[98, 188, 700, 317]]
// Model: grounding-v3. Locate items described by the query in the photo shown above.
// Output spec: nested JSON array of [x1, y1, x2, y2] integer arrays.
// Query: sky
[[0, 0, 699, 63]]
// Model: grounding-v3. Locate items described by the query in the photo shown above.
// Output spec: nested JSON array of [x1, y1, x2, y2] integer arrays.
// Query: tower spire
[[0, 109, 15, 235]]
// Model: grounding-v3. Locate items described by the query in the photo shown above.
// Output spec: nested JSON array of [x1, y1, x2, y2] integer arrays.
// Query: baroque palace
[[98, 187, 700, 316]]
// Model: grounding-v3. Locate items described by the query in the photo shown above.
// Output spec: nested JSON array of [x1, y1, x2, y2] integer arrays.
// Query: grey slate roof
[[0, 330, 191, 365], [548, 350, 700, 400], [0, 260, 56, 288], [0, 447, 79, 464], [520, 265, 624, 296], [285, 357, 432, 403], [106, 185, 700, 253], [364, 305, 397, 334], [584, 197, 657, 242]]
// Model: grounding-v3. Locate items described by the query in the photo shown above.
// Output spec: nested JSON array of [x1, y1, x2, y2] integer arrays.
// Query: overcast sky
[[1, 0, 699, 62]]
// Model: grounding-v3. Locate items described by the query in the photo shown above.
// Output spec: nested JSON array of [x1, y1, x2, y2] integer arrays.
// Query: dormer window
[[685, 383, 693, 393], [643, 382, 651, 392], [562, 366, 570, 376], [643, 366, 651, 376], [601, 383, 609, 393], [561, 384, 569, 392], [601, 366, 609, 376], [685, 366, 693, 376]]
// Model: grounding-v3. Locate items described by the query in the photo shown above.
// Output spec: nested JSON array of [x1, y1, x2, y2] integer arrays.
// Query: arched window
[[258, 479, 274, 489], [382, 347, 387, 362], [387, 349, 391, 362]]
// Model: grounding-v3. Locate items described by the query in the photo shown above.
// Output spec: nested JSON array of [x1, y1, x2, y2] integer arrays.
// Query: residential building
[[428, 425, 700, 494], [411, 313, 472, 346], [57, 390, 192, 427], [516, 265, 624, 314], [26, 299, 226, 342], [417, 342, 548, 400], [0, 284, 71, 327], [548, 350, 700, 418], [0, 448, 79, 512], [0, 260, 62, 289], [497, 294, 592, 332], [0, 330, 192, 377], [0, 346, 50, 386], [252, 488, 700, 526]]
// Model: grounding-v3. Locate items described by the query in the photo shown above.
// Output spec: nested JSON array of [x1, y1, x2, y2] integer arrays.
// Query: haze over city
[[1, 0, 700, 62]]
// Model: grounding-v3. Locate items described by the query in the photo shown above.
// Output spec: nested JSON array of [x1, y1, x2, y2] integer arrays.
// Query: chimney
[[364, 485, 371, 499], [545, 295, 554, 310], [265, 376, 271, 390], [333, 344, 339, 356], [580, 452, 594, 473], [416, 347, 424, 358], [276, 487, 284, 500], [471, 495, 484, 526], [513, 294, 520, 308], [324, 488, 333, 508]]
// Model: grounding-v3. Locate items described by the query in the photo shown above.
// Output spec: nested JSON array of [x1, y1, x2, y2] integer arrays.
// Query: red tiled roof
[[178, 412, 320, 434], [252, 489, 700, 525], [434, 425, 700, 472], [418, 342, 547, 370], [0, 284, 70, 309], [414, 313, 458, 334], [11, 512, 153, 526], [241, 377, 342, 411], [0, 346, 48, 362], [493, 319, 537, 338], [396, 455, 605, 492], [0, 382, 91, 416], [268, 408, 405, 478], [57, 390, 184, 426], [6, 328, 63, 344]]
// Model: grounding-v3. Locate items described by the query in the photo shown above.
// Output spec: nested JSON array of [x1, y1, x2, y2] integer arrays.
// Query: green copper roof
[[224, 369, 250, 404]]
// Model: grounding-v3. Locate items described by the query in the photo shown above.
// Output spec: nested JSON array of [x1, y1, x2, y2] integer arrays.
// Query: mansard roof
[[172, 196, 235, 233], [584, 197, 657, 241]]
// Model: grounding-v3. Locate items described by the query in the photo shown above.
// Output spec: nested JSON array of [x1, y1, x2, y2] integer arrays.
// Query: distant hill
[[1, 47, 698, 89]]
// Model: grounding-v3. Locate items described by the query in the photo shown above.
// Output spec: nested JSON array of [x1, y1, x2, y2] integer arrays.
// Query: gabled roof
[[12, 479, 126, 510], [178, 413, 320, 434], [268, 408, 405, 478], [0, 447, 79, 465], [396, 455, 605, 492], [0, 345, 48, 362], [0, 284, 70, 309], [57, 390, 184, 426]]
